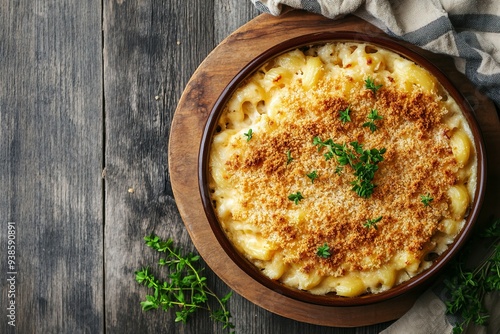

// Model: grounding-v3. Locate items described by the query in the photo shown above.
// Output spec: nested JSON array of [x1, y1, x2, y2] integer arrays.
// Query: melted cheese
[[208, 42, 477, 297]]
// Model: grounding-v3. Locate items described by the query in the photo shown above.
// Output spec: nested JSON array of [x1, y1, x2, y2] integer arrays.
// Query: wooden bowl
[[198, 31, 487, 307]]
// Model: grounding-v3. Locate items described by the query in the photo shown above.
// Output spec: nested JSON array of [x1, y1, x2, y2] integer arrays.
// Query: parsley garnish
[[421, 193, 434, 206], [364, 76, 383, 93], [364, 216, 383, 230], [286, 150, 293, 165], [339, 106, 351, 123], [316, 243, 331, 258], [313, 137, 386, 198], [362, 109, 383, 133], [306, 170, 318, 183], [288, 191, 304, 205], [312, 137, 355, 163], [444, 218, 500, 334], [135, 234, 235, 332], [243, 129, 253, 141]]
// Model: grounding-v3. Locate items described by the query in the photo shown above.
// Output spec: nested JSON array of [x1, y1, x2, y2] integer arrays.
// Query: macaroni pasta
[[208, 42, 477, 297]]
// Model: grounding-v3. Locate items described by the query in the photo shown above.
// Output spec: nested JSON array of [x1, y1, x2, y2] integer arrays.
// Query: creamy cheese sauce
[[208, 42, 476, 296]]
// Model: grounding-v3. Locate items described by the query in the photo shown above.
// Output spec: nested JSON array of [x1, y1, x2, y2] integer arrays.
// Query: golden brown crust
[[208, 42, 477, 297], [223, 79, 458, 276]]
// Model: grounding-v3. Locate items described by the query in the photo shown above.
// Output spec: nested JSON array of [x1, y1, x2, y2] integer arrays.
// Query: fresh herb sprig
[[286, 150, 293, 165], [364, 216, 383, 230], [135, 234, 235, 332], [313, 137, 386, 198], [243, 129, 253, 142], [306, 170, 318, 183], [313, 136, 355, 163], [317, 243, 331, 258], [363, 109, 383, 133], [339, 106, 351, 123], [364, 76, 383, 93], [288, 191, 304, 205], [421, 193, 434, 206], [444, 218, 500, 334]]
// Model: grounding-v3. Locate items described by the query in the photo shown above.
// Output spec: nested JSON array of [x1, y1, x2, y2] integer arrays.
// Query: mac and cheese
[[208, 42, 477, 297]]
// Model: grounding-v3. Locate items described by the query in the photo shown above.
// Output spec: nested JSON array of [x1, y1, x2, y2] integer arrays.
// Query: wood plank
[[103, 0, 222, 333], [214, 0, 260, 43], [0, 0, 103, 333]]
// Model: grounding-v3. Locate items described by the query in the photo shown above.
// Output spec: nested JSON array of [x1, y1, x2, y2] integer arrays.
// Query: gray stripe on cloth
[[450, 14, 500, 33], [393, 16, 454, 47], [457, 31, 484, 55], [301, 0, 322, 14], [454, 31, 500, 107], [253, 1, 271, 13]]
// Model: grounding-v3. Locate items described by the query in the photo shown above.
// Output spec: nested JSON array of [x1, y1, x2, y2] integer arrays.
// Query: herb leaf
[[362, 109, 383, 133], [313, 137, 386, 198], [482, 219, 500, 238], [364, 76, 383, 93], [136, 234, 235, 332], [364, 216, 383, 230], [421, 193, 434, 206], [288, 191, 304, 205], [306, 170, 318, 183], [317, 243, 331, 258], [339, 106, 351, 123], [286, 150, 293, 165], [352, 178, 377, 198], [243, 129, 253, 142], [444, 218, 500, 333]]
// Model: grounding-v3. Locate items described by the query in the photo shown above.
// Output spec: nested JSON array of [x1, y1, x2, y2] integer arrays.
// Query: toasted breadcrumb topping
[[223, 78, 458, 276]]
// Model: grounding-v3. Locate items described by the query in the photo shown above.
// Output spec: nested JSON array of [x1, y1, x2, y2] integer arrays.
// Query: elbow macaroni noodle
[[208, 42, 477, 297]]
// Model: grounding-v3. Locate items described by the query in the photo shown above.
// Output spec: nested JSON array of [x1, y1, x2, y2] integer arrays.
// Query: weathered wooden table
[[2, 1, 498, 333]]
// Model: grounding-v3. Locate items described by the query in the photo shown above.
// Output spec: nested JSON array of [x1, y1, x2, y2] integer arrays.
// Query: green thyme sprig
[[306, 170, 318, 183], [243, 129, 253, 142], [313, 137, 386, 198], [362, 109, 383, 133], [312, 136, 354, 163], [288, 191, 304, 205], [135, 234, 235, 332], [444, 218, 500, 334], [286, 150, 293, 165], [364, 76, 383, 94], [421, 193, 434, 206], [364, 216, 383, 230], [317, 243, 331, 258], [339, 106, 351, 123]]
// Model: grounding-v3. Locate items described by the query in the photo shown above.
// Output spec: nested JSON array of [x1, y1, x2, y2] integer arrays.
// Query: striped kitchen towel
[[251, 0, 500, 110]]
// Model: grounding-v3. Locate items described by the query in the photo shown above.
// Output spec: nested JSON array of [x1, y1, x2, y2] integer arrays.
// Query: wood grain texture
[[170, 9, 500, 331], [0, 0, 103, 333], [1, 0, 497, 333], [103, 0, 225, 333]]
